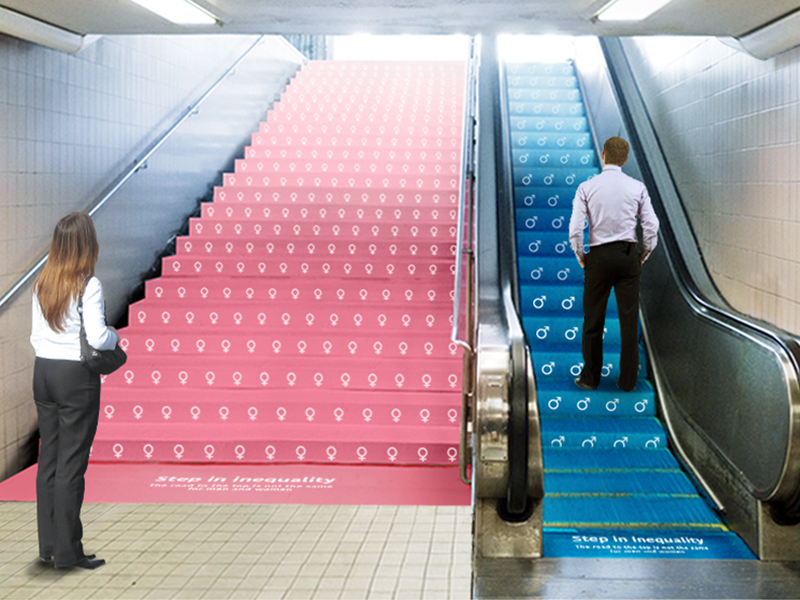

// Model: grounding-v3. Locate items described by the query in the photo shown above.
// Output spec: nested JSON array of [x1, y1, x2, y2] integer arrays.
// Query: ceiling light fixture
[[595, 0, 675, 21], [128, 0, 218, 25]]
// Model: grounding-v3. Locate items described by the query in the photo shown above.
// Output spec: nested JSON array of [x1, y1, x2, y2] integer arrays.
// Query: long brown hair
[[34, 212, 99, 332]]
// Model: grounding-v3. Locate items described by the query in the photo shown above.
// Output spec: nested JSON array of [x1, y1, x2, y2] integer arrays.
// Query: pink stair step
[[100, 388, 459, 426], [143, 279, 455, 303], [213, 186, 459, 205], [161, 256, 457, 280], [251, 133, 460, 151], [91, 422, 459, 465]]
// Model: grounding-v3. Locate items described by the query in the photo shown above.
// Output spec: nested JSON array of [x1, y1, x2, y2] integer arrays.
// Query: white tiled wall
[[622, 36, 800, 336], [0, 33, 301, 481]]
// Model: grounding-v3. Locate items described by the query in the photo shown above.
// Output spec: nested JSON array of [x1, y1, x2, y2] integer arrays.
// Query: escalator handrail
[[473, 36, 538, 515], [600, 37, 800, 506]]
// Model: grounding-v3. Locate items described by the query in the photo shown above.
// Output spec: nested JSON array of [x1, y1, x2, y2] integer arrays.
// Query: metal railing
[[0, 35, 307, 314], [452, 36, 479, 485]]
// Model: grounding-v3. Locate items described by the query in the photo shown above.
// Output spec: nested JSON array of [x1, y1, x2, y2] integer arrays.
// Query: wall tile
[[626, 37, 800, 336]]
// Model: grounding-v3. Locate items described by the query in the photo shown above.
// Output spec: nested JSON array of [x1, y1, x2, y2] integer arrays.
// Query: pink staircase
[[92, 61, 466, 466]]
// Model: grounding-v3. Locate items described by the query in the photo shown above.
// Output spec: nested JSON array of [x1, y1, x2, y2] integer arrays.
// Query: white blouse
[[31, 276, 118, 361]]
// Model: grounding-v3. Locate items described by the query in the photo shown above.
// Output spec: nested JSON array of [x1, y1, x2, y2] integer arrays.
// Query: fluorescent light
[[596, 0, 675, 21], [128, 0, 218, 25]]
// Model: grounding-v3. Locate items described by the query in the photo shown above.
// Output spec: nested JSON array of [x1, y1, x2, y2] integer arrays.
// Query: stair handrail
[[0, 35, 305, 314], [452, 36, 478, 352], [453, 37, 479, 485]]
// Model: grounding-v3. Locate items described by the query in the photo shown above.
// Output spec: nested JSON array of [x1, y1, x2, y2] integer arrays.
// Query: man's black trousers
[[33, 357, 100, 568], [579, 241, 641, 391]]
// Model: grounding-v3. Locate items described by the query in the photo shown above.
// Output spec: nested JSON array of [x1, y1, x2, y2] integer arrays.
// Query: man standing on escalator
[[568, 136, 659, 392]]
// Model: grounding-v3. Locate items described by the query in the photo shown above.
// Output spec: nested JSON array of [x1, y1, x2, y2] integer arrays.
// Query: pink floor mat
[[0, 463, 470, 506]]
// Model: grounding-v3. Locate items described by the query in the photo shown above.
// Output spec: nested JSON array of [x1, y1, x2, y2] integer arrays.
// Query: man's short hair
[[603, 137, 629, 165]]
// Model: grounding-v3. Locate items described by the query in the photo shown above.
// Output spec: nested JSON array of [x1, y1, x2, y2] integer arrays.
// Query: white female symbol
[[260, 372, 269, 386], [206, 372, 215, 386], [422, 374, 432, 388], [348, 341, 357, 354], [247, 340, 256, 353], [204, 445, 215, 460], [327, 446, 337, 461], [113, 444, 124, 458], [248, 407, 258, 421], [191, 406, 201, 420], [209, 312, 219, 325], [420, 409, 431, 423], [305, 407, 316, 421], [145, 339, 155, 352], [258, 313, 267, 325], [222, 340, 231, 353], [418, 448, 429, 462], [363, 408, 373, 422], [104, 405, 114, 419], [133, 405, 143, 419], [296, 446, 307, 461], [174, 445, 184, 459], [119, 338, 129, 351], [196, 340, 205, 353], [276, 407, 287, 421], [287, 372, 297, 387], [143, 444, 154, 459], [448, 374, 458, 388], [235, 446, 246, 460], [341, 373, 351, 387], [447, 448, 458, 462], [357, 447, 368, 462], [424, 342, 434, 356], [391, 408, 402, 422], [265, 446, 276, 460], [368, 374, 378, 388], [373, 342, 382, 355], [151, 371, 161, 385], [334, 408, 344, 422], [232, 372, 242, 386], [314, 373, 324, 387], [219, 407, 229, 421], [448, 409, 459, 423], [387, 447, 398, 462]]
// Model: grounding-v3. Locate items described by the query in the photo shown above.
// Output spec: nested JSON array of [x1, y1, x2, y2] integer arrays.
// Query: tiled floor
[[0, 502, 472, 599]]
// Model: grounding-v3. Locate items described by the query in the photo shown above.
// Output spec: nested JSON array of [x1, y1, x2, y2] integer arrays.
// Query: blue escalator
[[504, 62, 753, 559]]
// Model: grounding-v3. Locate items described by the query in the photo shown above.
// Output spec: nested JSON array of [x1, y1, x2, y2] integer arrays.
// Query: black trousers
[[33, 357, 100, 567], [579, 241, 641, 391]]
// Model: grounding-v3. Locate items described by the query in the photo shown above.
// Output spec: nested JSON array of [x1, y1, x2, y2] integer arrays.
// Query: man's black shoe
[[574, 378, 598, 391]]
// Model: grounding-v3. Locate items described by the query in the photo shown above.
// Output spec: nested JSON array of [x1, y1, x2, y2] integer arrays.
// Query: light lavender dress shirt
[[568, 164, 659, 263]]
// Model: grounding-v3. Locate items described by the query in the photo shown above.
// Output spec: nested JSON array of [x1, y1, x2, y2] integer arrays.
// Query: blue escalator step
[[509, 116, 589, 134], [519, 257, 583, 285], [543, 448, 682, 472], [512, 148, 596, 168], [511, 133, 592, 151], [506, 63, 576, 77], [545, 470, 698, 496], [506, 75, 580, 90], [517, 231, 575, 257], [522, 315, 621, 348], [520, 284, 620, 316], [543, 529, 756, 560], [512, 166, 598, 188], [508, 102, 586, 118], [541, 417, 667, 450], [536, 380, 656, 417], [545, 495, 724, 530]]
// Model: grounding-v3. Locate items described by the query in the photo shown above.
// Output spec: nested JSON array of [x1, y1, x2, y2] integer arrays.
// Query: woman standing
[[30, 212, 118, 569]]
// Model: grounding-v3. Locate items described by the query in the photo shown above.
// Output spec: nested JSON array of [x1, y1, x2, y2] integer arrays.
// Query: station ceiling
[[1, 0, 800, 38]]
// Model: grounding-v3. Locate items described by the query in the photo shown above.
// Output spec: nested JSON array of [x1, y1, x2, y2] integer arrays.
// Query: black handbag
[[78, 298, 127, 375]]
